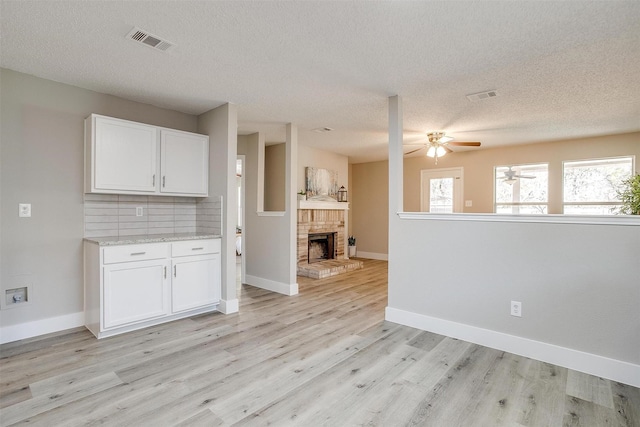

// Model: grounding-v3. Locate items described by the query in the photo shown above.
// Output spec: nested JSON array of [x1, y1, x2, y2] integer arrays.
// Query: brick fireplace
[[297, 209, 345, 264], [297, 202, 363, 278]]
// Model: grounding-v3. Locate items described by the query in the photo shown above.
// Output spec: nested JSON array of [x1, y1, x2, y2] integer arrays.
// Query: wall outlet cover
[[511, 300, 522, 317], [19, 203, 31, 217]]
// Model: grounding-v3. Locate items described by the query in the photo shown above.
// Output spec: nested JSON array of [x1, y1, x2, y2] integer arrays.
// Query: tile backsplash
[[84, 194, 222, 238]]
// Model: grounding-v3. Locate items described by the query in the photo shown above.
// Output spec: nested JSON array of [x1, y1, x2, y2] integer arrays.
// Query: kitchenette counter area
[[84, 232, 221, 246]]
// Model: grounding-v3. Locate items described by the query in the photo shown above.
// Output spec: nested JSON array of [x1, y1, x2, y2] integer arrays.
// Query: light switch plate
[[19, 204, 31, 217]]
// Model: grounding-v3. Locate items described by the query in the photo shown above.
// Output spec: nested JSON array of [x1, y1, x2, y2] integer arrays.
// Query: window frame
[[494, 162, 549, 214], [562, 156, 635, 215]]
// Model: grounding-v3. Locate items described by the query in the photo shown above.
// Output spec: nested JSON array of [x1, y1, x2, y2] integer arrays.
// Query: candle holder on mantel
[[337, 186, 347, 202]]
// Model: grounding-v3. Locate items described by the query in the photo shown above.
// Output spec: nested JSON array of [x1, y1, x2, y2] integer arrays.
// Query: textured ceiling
[[1, 1, 639, 163]]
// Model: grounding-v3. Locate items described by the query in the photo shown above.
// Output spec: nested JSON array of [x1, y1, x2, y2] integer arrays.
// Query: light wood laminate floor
[[1, 259, 638, 426]]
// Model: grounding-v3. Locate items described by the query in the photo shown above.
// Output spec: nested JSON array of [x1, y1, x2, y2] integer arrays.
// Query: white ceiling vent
[[126, 27, 174, 52], [312, 127, 334, 133], [466, 90, 499, 102]]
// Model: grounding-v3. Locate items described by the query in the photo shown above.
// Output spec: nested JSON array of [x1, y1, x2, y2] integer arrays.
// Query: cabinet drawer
[[172, 239, 220, 257], [103, 243, 169, 264]]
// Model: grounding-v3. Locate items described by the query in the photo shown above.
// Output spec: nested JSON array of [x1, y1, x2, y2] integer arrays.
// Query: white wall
[[0, 69, 197, 343], [385, 97, 640, 387]]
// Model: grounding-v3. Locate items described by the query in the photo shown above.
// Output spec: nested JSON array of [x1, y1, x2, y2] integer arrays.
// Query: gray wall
[[0, 69, 197, 332], [197, 103, 239, 309], [389, 218, 640, 365], [242, 133, 297, 294]]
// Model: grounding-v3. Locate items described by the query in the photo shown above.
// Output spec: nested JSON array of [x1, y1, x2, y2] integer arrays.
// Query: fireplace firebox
[[308, 232, 336, 263]]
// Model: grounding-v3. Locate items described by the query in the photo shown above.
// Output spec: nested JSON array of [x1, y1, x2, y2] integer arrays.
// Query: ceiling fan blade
[[448, 141, 481, 147], [514, 175, 536, 179], [443, 146, 453, 153], [404, 147, 424, 155]]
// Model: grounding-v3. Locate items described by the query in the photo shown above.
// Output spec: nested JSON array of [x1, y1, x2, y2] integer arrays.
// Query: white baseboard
[[355, 251, 388, 261], [385, 306, 640, 388], [0, 311, 85, 344], [245, 275, 298, 296], [219, 298, 239, 314]]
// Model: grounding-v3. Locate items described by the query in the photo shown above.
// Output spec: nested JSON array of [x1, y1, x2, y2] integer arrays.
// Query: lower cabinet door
[[172, 254, 221, 313], [103, 260, 170, 329]]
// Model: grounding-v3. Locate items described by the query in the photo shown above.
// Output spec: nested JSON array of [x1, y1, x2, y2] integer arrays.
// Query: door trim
[[420, 167, 464, 213]]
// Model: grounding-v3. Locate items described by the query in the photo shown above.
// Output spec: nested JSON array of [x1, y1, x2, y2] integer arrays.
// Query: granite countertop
[[84, 233, 222, 246]]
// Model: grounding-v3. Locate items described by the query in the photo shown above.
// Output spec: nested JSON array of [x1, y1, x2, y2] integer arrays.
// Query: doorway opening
[[236, 156, 245, 285]]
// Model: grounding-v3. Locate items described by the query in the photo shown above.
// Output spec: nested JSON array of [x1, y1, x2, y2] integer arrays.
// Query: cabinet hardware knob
[[163, 176, 166, 187], [131, 252, 146, 256], [164, 266, 167, 279], [192, 247, 204, 251], [152, 174, 156, 186], [174, 265, 177, 277]]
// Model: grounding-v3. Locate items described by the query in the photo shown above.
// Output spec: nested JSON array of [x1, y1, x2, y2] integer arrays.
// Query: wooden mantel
[[297, 200, 349, 210]]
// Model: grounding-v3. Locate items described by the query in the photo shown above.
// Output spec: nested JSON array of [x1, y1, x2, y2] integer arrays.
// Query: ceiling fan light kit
[[403, 131, 482, 163], [426, 145, 448, 158]]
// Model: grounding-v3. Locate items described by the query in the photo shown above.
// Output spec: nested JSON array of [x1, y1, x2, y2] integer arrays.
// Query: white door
[[103, 260, 170, 329], [421, 168, 464, 213], [94, 116, 158, 192], [160, 130, 208, 195], [171, 254, 221, 313]]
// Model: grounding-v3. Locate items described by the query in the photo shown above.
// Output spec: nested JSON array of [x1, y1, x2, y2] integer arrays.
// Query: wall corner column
[[387, 95, 403, 310], [286, 123, 299, 289], [197, 103, 239, 314]]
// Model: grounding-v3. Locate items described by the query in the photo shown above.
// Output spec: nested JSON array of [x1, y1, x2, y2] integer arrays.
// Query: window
[[495, 163, 548, 214], [563, 156, 634, 215]]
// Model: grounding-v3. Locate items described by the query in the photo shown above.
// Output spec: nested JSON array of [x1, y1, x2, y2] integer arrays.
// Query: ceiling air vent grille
[[126, 27, 174, 52], [312, 127, 334, 133], [466, 90, 499, 102]]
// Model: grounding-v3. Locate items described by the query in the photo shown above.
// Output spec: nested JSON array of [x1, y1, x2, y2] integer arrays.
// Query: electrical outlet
[[511, 301, 522, 317], [19, 203, 31, 218], [136, 207, 144, 217], [465, 200, 473, 207]]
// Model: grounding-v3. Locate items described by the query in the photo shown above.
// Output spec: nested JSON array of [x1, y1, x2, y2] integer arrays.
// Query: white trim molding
[[385, 306, 640, 388], [355, 251, 388, 261], [257, 211, 285, 217], [297, 200, 349, 210], [398, 211, 640, 226], [218, 298, 239, 314], [0, 311, 85, 344], [245, 274, 298, 296]]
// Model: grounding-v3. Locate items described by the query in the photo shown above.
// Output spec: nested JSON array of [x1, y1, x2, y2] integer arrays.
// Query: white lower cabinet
[[84, 238, 221, 339], [103, 259, 170, 328], [172, 254, 221, 313]]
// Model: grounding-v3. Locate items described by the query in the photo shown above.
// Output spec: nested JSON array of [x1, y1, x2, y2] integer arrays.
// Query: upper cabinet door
[[160, 130, 209, 196], [91, 116, 158, 193]]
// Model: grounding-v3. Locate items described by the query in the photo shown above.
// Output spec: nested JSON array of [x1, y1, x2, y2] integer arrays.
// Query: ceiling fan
[[500, 166, 536, 184], [404, 132, 481, 163]]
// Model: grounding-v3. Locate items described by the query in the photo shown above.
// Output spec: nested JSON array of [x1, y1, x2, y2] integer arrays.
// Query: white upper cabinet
[[90, 116, 158, 193], [85, 114, 209, 196], [160, 129, 208, 195]]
